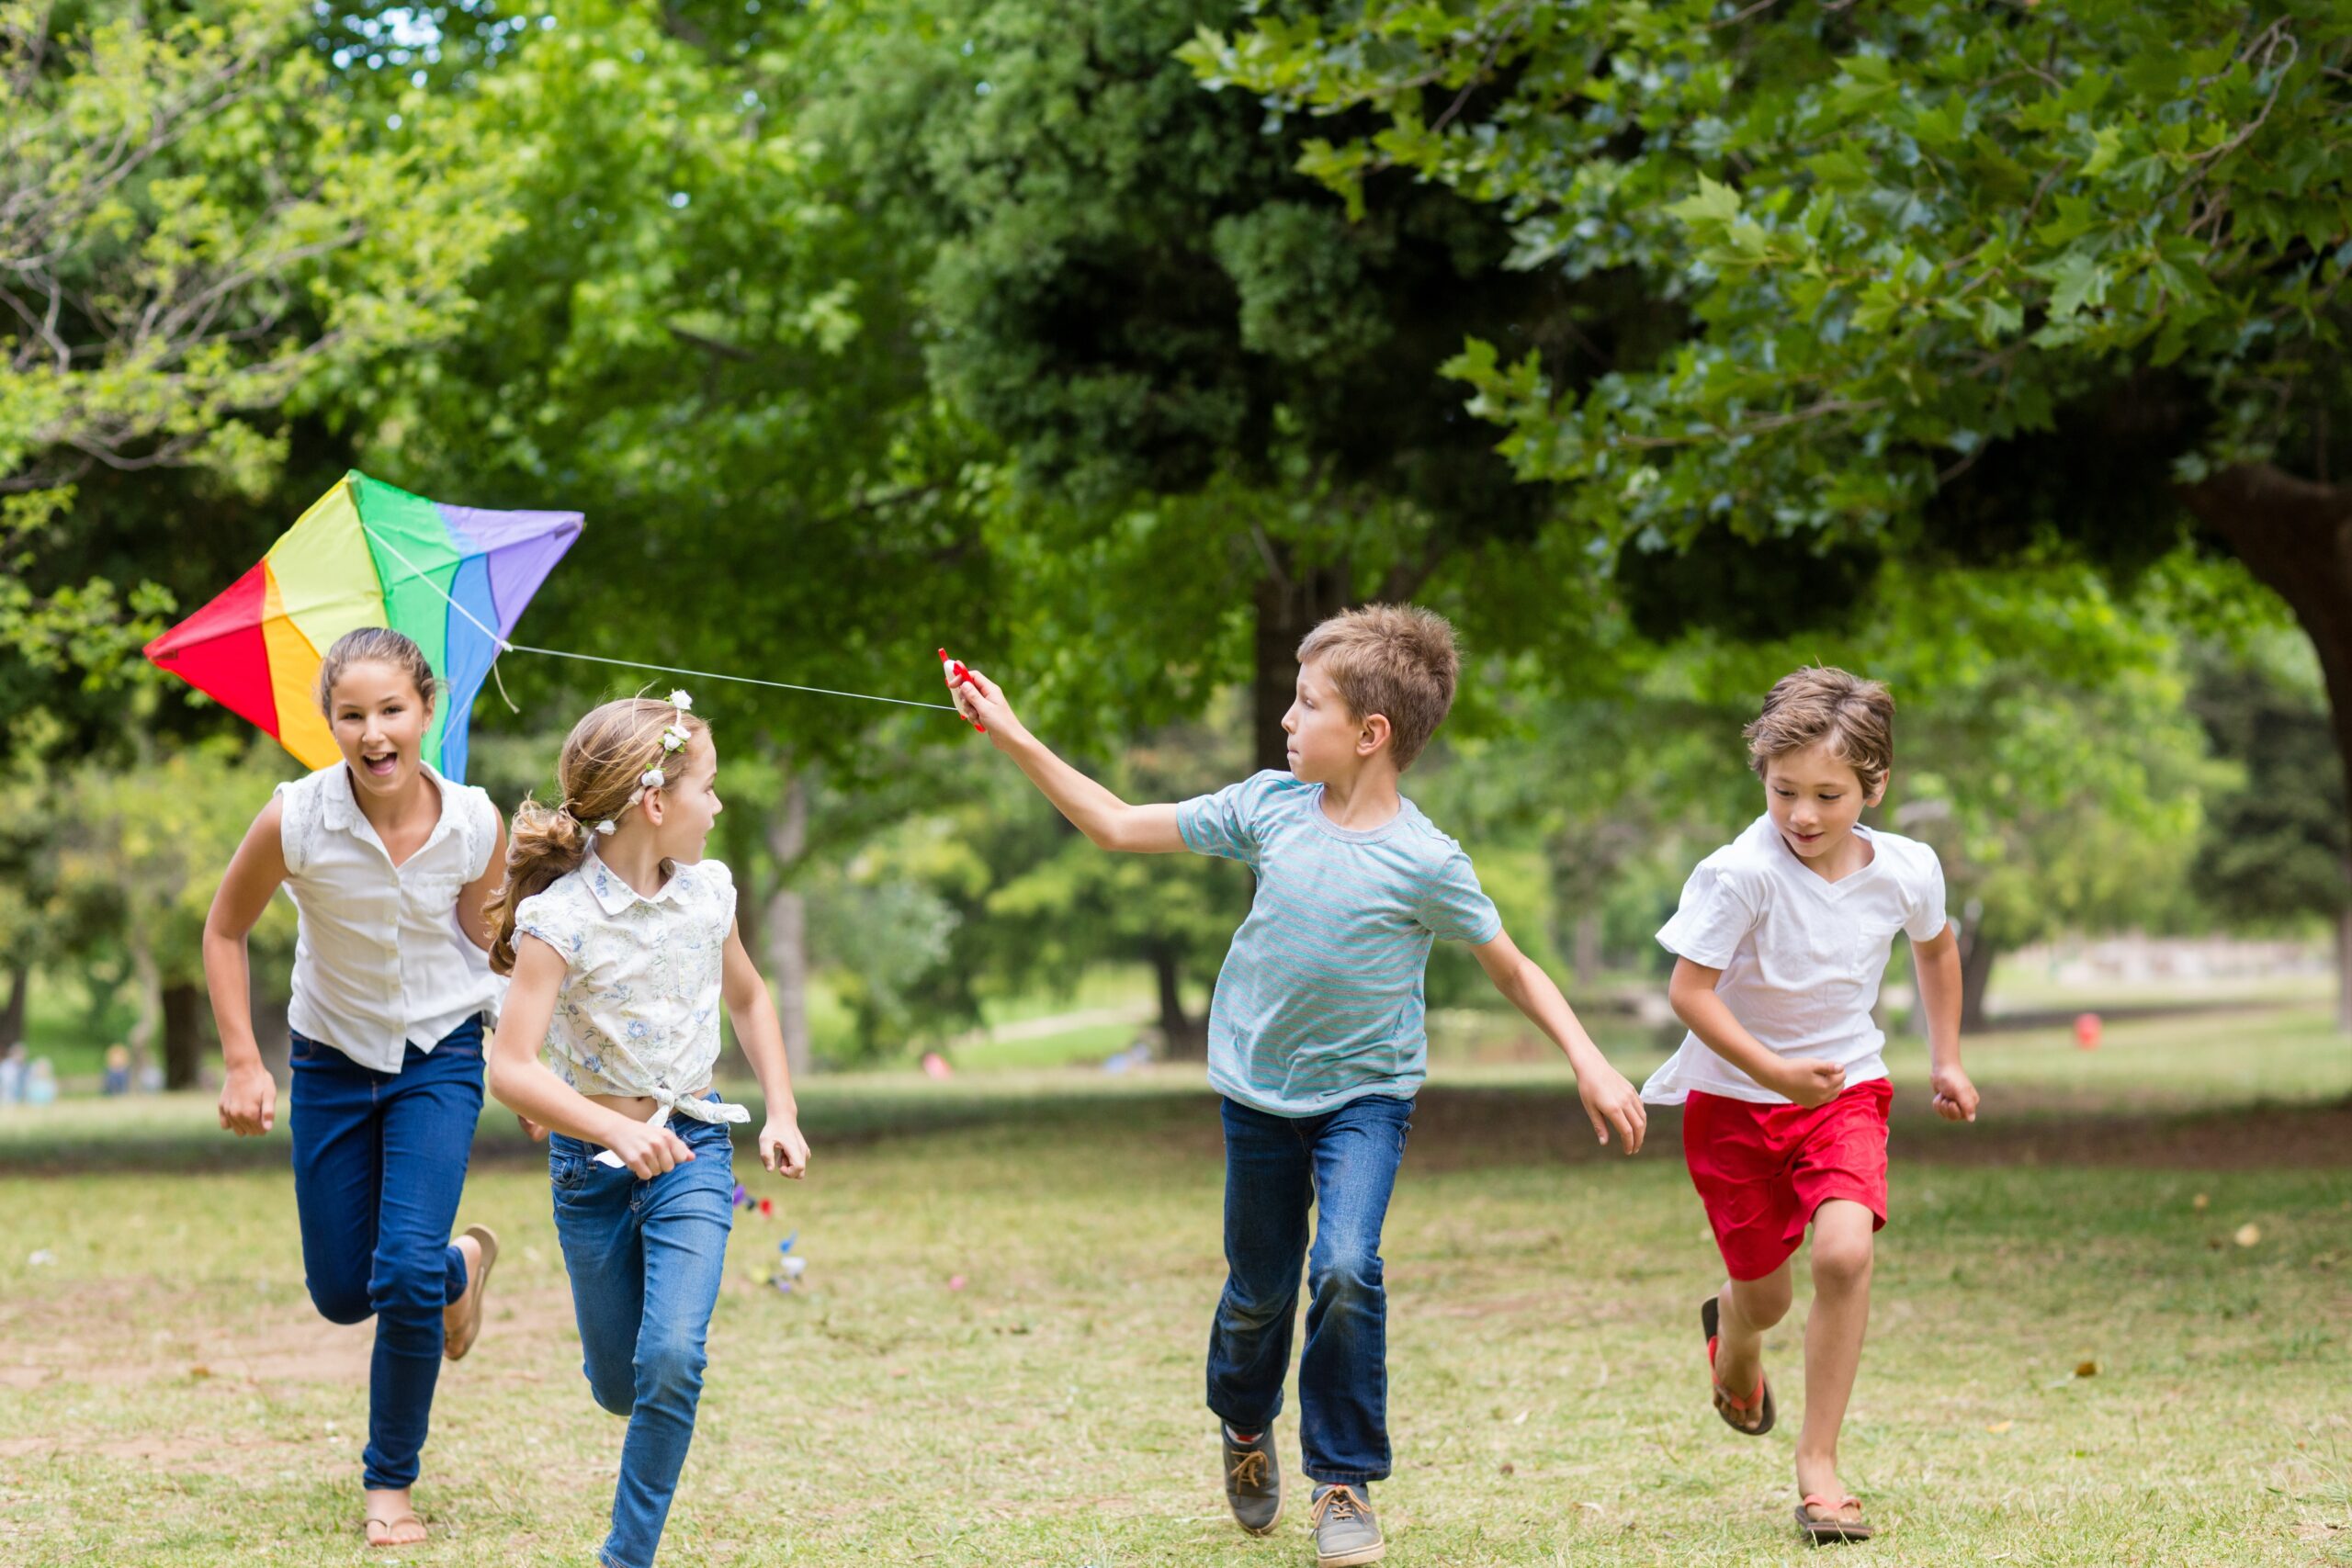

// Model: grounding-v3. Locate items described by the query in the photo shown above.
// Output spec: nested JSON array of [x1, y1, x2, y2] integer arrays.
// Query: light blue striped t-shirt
[[1179, 770, 1502, 1117]]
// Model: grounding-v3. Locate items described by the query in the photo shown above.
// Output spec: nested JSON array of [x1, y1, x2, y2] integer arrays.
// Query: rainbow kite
[[145, 470, 582, 784]]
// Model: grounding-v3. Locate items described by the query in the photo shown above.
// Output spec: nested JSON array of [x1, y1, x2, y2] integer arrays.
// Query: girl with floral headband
[[483, 692, 809, 1568]]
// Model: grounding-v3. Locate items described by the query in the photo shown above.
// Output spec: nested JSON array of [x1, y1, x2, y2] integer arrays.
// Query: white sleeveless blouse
[[277, 762, 503, 1071]]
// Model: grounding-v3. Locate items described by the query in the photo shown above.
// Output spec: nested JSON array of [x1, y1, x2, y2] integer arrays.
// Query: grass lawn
[[0, 1010, 2346, 1566]]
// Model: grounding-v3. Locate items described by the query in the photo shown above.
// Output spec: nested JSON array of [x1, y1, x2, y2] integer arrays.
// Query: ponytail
[[484, 797, 590, 975], [485, 694, 709, 973]]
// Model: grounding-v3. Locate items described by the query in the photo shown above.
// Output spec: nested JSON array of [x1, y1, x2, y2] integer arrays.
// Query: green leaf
[[2041, 253, 2112, 320], [2082, 124, 2125, 178], [1667, 175, 1744, 231]]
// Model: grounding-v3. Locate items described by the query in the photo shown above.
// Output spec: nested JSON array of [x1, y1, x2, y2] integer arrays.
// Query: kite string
[[358, 524, 965, 716]]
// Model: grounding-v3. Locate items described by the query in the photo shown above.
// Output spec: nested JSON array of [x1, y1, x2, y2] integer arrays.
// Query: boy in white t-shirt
[[1645, 667, 1979, 1544]]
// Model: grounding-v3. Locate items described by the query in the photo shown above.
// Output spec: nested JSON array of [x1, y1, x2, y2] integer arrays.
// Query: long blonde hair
[[484, 697, 711, 974]]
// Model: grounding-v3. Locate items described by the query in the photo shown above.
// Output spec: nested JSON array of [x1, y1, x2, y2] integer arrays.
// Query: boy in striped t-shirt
[[949, 604, 1645, 1568]]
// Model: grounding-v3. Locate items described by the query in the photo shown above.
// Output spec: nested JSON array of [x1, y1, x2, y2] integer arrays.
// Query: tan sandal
[[444, 1224, 499, 1361], [1701, 1295, 1775, 1436], [1795, 1493, 1872, 1544], [364, 1511, 426, 1546]]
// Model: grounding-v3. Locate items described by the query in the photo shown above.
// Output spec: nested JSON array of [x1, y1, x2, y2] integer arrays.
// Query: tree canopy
[[1192, 2, 2352, 788]]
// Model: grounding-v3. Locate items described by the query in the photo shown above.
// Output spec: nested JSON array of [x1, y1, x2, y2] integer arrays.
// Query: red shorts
[[1682, 1078, 1892, 1281]]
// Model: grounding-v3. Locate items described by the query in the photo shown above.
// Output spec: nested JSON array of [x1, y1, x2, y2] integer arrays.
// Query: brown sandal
[[1795, 1493, 1872, 1543], [1702, 1295, 1776, 1436], [364, 1512, 426, 1546], [444, 1224, 499, 1361]]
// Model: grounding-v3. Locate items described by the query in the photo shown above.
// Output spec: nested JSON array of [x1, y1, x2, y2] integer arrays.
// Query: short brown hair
[[1745, 667, 1894, 793], [1295, 604, 1460, 771]]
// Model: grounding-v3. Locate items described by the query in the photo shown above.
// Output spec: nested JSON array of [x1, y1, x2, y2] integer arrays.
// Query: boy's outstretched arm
[[1472, 929, 1646, 1155], [948, 664, 1186, 853], [1911, 925, 1977, 1122]]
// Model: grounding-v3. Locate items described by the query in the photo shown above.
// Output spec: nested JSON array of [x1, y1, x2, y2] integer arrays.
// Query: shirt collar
[[322, 760, 463, 850], [582, 847, 693, 915]]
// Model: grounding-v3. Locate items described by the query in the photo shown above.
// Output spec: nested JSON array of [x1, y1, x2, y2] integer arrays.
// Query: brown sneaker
[[443, 1224, 498, 1361]]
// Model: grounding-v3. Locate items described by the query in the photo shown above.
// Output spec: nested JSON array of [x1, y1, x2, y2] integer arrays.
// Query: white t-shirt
[[278, 762, 504, 1072], [1641, 815, 1949, 1107]]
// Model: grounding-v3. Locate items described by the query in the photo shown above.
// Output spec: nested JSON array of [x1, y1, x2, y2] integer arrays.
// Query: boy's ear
[[1357, 712, 1393, 758], [1866, 771, 1890, 808]]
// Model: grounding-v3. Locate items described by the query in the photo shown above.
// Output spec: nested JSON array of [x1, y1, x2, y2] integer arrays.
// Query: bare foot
[[363, 1486, 426, 1546]]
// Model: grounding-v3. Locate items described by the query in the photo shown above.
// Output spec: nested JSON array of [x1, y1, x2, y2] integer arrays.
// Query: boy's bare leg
[[1795, 1199, 1875, 1520], [1713, 1261, 1792, 1420]]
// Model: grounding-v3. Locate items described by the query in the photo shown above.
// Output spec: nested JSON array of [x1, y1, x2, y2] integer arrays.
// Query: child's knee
[[369, 1244, 455, 1321], [635, 1335, 707, 1403], [308, 1279, 373, 1326], [1809, 1234, 1874, 1292], [1308, 1243, 1384, 1308], [1728, 1272, 1792, 1326], [588, 1374, 635, 1417], [1219, 1275, 1297, 1329]]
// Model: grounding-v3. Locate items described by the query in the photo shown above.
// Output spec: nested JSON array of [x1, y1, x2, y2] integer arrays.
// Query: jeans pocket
[[548, 1136, 589, 1190]]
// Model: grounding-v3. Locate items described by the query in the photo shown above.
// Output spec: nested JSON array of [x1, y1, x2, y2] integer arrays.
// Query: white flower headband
[[564, 690, 695, 837]]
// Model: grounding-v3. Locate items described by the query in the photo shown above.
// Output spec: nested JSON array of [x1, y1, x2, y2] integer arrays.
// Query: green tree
[[4, 0, 511, 774], [964, 711, 1250, 1058], [1193, 1, 2352, 820], [44, 742, 298, 1087], [829, 0, 1641, 771], [148, 0, 1005, 1068], [2190, 649, 2348, 1029]]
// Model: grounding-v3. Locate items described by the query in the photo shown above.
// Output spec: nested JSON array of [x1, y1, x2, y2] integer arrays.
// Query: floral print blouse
[[513, 849, 749, 1130]]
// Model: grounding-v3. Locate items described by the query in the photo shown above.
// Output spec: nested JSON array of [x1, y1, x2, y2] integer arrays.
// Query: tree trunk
[[127, 941, 162, 1063], [2337, 907, 2352, 1038], [1571, 913, 1603, 987], [161, 980, 209, 1090], [763, 766, 815, 1077], [1150, 944, 1208, 1060], [0, 961, 27, 1046], [1252, 563, 1362, 775], [2182, 472, 2352, 795], [2180, 465, 2352, 1036], [1957, 920, 1998, 1035]]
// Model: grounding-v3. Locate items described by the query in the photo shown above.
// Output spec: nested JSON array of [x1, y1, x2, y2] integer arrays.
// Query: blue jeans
[[288, 1017, 485, 1491], [548, 1106, 736, 1568], [1206, 1092, 1413, 1486]]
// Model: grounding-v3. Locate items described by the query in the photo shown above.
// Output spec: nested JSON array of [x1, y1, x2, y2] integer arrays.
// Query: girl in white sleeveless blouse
[[485, 694, 808, 1568], [202, 628, 507, 1549]]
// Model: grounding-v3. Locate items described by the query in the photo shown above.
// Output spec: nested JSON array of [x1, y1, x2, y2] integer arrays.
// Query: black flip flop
[[1701, 1295, 1776, 1436], [1795, 1495, 1873, 1544]]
